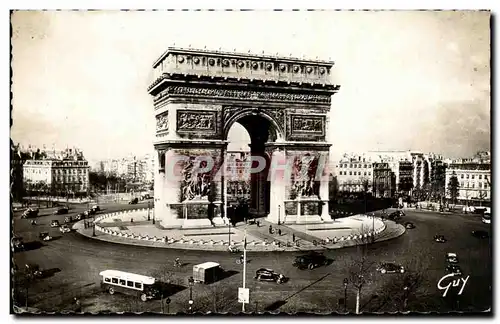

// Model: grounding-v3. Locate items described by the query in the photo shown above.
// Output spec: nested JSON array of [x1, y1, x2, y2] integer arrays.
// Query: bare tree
[[149, 264, 175, 314], [346, 224, 376, 314]]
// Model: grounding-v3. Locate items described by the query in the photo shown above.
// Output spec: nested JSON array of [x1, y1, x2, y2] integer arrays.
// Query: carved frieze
[[180, 158, 212, 201], [177, 110, 217, 132], [156, 111, 169, 133], [159, 86, 332, 104], [291, 115, 325, 134], [290, 154, 320, 198]]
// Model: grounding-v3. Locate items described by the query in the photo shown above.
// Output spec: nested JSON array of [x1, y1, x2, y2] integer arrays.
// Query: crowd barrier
[[92, 210, 386, 248]]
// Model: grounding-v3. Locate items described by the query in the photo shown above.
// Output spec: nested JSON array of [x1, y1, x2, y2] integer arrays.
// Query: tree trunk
[[356, 288, 360, 314]]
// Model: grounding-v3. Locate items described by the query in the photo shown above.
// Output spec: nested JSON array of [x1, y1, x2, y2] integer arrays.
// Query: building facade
[[336, 154, 373, 193], [445, 154, 491, 205], [23, 147, 90, 197], [373, 162, 396, 198]]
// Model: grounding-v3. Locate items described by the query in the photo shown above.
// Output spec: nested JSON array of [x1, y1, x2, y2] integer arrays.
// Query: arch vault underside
[[148, 47, 340, 228]]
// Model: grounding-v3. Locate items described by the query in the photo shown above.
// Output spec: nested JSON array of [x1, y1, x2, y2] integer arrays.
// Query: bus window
[[105, 277, 111, 283], [112, 278, 118, 284], [135, 282, 142, 289], [127, 281, 134, 287], [120, 279, 126, 286]]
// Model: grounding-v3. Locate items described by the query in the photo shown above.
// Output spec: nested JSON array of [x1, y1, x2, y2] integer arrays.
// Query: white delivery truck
[[192, 262, 222, 284]]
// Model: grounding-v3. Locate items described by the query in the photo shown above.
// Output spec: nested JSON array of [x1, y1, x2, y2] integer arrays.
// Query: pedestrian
[[74, 297, 81, 312], [269, 225, 272, 234], [278, 228, 282, 236], [292, 233, 295, 242]]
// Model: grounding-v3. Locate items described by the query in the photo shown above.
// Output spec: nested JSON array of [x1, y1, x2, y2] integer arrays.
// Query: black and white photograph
[[9, 9, 492, 315]]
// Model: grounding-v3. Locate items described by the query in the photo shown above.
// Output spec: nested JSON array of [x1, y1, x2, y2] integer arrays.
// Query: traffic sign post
[[238, 287, 249, 305]]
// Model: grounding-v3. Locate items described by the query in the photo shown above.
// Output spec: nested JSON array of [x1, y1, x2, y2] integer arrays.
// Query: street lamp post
[[152, 203, 155, 225], [148, 201, 151, 221], [343, 278, 348, 313], [188, 276, 194, 313], [277, 205, 281, 225], [92, 214, 96, 237]]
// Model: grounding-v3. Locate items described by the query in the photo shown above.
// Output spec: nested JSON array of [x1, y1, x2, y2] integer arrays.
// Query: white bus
[[99, 270, 160, 302]]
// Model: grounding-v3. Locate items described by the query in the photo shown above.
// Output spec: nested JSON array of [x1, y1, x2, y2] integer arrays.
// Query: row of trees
[[88, 171, 153, 194]]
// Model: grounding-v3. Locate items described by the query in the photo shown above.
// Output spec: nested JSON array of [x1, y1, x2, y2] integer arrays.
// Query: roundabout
[[73, 207, 399, 252]]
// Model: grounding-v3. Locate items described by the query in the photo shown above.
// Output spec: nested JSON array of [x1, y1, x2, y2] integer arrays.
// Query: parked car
[[254, 268, 287, 284], [446, 264, 462, 276], [60, 224, 71, 233], [64, 216, 73, 223], [293, 252, 329, 270], [84, 209, 96, 217], [39, 231, 53, 241], [75, 213, 84, 221], [388, 212, 402, 221], [50, 220, 60, 228], [21, 208, 39, 218], [434, 235, 447, 243], [12, 236, 24, 251], [129, 198, 139, 205], [471, 230, 489, 239], [54, 207, 69, 215], [25, 263, 44, 278], [446, 252, 459, 264], [404, 222, 415, 229], [376, 262, 405, 274], [92, 205, 101, 212]]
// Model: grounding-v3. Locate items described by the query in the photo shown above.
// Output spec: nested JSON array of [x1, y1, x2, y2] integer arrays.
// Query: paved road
[[12, 204, 491, 314]]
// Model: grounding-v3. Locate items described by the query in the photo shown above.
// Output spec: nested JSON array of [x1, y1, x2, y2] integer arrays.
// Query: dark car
[[293, 252, 329, 270], [376, 262, 405, 274], [50, 220, 60, 228], [54, 207, 69, 215], [12, 236, 24, 251], [129, 198, 139, 205], [254, 268, 287, 284], [404, 222, 415, 229], [25, 263, 44, 278], [471, 230, 489, 239], [434, 235, 446, 243], [446, 253, 459, 264], [91, 205, 101, 212], [388, 212, 402, 221], [84, 209, 96, 217], [21, 208, 39, 219], [446, 264, 462, 276], [75, 213, 84, 221], [64, 216, 73, 223]]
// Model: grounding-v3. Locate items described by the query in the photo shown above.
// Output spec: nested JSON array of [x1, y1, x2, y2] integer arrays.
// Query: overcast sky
[[10, 10, 490, 163]]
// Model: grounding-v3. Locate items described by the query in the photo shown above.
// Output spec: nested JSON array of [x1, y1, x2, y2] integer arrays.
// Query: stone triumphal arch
[[148, 47, 340, 228]]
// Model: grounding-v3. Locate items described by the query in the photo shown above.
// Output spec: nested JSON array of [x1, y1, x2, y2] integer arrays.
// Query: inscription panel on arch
[[176, 110, 217, 133], [290, 114, 325, 135]]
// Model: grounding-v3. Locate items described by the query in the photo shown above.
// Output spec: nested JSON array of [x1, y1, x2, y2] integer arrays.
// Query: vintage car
[[25, 263, 44, 278], [60, 224, 71, 233], [446, 253, 459, 264], [21, 208, 39, 219], [64, 216, 73, 223], [84, 209, 96, 217], [91, 205, 101, 212], [404, 222, 415, 229], [39, 231, 53, 241], [75, 213, 85, 221], [12, 236, 24, 251], [254, 268, 287, 284], [50, 220, 60, 228], [434, 235, 447, 243], [292, 252, 329, 270], [128, 198, 139, 205], [376, 262, 405, 274], [54, 207, 69, 215]]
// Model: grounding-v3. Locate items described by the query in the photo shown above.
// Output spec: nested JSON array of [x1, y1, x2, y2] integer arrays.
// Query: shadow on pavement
[[158, 282, 186, 297], [264, 300, 287, 312], [22, 241, 45, 251], [41, 267, 61, 279], [215, 270, 239, 283]]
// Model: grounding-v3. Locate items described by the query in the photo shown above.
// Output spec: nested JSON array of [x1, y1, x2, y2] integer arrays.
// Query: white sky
[[10, 10, 490, 163]]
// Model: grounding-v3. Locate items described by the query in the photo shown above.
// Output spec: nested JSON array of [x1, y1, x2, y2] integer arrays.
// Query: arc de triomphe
[[148, 47, 340, 228]]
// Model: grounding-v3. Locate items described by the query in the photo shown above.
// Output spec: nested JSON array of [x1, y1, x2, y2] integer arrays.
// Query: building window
[[466, 174, 469, 179], [364, 172, 367, 176], [479, 183, 482, 189], [472, 183, 475, 188], [479, 175, 482, 179], [471, 175, 475, 179], [460, 182, 464, 187], [349, 171, 352, 175], [484, 183, 488, 189], [350, 164, 352, 168]]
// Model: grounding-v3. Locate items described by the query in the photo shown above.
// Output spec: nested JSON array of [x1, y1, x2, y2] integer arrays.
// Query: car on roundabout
[[12, 236, 24, 251], [254, 268, 287, 284], [21, 208, 39, 218], [75, 213, 85, 221], [434, 235, 447, 243], [84, 209, 96, 217], [471, 230, 489, 239], [54, 206, 69, 215], [92, 205, 101, 212], [404, 222, 415, 229], [446, 252, 459, 264], [446, 264, 463, 276], [128, 198, 139, 205], [39, 232, 53, 241], [60, 224, 71, 233], [50, 220, 60, 228], [25, 263, 44, 278], [292, 252, 329, 270], [376, 262, 405, 274], [388, 212, 402, 221]]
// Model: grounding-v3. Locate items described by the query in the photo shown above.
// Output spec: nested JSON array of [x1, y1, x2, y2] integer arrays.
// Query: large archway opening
[[225, 110, 282, 219]]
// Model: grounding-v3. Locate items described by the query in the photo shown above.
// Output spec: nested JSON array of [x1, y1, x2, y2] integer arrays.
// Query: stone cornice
[[149, 47, 339, 92]]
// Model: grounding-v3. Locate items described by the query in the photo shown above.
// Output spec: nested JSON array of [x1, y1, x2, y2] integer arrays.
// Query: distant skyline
[[11, 10, 490, 163]]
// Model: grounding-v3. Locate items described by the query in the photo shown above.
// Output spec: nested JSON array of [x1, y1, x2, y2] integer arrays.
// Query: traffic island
[[73, 208, 406, 252]]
